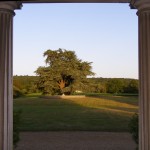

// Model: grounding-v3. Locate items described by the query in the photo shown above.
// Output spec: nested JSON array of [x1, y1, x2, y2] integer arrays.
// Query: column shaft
[[0, 9, 14, 150], [138, 10, 150, 150]]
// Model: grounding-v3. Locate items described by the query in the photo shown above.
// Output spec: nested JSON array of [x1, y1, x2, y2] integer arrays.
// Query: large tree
[[35, 49, 95, 95]]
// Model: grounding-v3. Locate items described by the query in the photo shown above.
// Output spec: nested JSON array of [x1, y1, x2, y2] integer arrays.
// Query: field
[[14, 94, 138, 132]]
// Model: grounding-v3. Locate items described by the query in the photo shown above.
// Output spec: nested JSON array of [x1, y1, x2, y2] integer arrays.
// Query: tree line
[[86, 78, 138, 94], [13, 75, 138, 97]]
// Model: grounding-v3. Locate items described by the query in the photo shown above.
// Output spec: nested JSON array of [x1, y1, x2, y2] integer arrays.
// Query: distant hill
[[13, 75, 39, 94]]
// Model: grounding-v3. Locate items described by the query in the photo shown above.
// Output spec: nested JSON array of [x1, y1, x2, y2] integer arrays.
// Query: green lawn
[[14, 95, 138, 132]]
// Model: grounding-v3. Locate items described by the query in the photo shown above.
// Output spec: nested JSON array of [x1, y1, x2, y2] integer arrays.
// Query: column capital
[[0, 1, 22, 11], [130, 0, 150, 11]]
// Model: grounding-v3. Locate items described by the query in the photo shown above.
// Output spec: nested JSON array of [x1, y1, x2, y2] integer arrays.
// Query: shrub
[[13, 110, 22, 148], [128, 113, 139, 145], [13, 86, 24, 98]]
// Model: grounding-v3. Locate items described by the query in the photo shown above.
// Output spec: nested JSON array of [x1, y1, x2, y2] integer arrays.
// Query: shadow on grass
[[14, 95, 138, 132]]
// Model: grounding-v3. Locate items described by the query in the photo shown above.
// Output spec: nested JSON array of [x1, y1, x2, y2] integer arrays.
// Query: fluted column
[[138, 10, 150, 150], [0, 2, 22, 150], [130, 0, 150, 150]]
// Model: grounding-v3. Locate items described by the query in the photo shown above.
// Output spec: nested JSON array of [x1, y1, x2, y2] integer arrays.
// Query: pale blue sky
[[14, 3, 138, 79]]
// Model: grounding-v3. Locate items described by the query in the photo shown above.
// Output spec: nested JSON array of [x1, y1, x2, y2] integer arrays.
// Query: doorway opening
[[13, 3, 138, 150]]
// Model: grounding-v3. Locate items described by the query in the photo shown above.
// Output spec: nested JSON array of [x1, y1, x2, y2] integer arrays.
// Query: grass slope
[[14, 95, 138, 132]]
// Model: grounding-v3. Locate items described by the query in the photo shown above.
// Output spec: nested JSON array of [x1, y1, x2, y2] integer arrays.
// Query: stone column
[[130, 0, 150, 150], [0, 2, 22, 150]]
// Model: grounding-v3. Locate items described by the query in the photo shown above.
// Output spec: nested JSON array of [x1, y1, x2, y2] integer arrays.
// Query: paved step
[[15, 132, 137, 150]]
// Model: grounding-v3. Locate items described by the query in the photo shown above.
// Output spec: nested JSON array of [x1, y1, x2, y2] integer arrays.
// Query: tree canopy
[[35, 49, 95, 95]]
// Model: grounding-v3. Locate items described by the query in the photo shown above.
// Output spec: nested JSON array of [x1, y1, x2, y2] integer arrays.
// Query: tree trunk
[[58, 79, 65, 94]]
